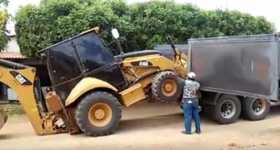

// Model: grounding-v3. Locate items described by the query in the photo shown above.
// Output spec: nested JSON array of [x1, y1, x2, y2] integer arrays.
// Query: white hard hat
[[187, 72, 196, 79]]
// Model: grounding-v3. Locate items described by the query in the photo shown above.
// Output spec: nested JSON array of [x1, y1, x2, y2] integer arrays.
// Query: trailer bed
[[189, 34, 279, 100]]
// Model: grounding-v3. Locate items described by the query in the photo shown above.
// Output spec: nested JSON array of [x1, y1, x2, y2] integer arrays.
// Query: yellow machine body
[[121, 53, 187, 80], [65, 78, 118, 106], [65, 52, 187, 108], [118, 52, 187, 106]]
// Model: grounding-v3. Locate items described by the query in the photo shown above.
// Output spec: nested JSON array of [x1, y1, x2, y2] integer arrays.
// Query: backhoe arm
[[0, 59, 59, 135]]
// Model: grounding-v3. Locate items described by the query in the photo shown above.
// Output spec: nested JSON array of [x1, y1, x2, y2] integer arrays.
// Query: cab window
[[48, 42, 81, 84], [74, 32, 115, 71]]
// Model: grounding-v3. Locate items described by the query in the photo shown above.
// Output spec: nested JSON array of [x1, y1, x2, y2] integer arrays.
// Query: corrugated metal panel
[[190, 34, 279, 100]]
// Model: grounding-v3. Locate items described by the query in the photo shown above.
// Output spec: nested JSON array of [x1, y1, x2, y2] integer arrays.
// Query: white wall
[[4, 37, 20, 53]]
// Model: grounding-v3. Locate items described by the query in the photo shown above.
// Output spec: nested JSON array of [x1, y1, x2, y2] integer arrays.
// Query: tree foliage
[[0, 0, 8, 51], [15, 0, 275, 57], [0, 0, 8, 6], [0, 10, 8, 50]]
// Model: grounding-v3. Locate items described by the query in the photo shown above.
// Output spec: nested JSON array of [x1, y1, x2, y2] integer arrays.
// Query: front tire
[[75, 91, 122, 136], [211, 95, 241, 124], [242, 98, 270, 121], [151, 71, 183, 103]]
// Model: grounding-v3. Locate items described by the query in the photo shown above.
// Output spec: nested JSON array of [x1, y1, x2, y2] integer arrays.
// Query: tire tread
[[151, 71, 182, 102], [75, 91, 121, 136]]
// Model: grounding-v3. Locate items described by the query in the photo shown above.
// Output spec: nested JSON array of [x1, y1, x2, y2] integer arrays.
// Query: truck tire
[[151, 71, 183, 103], [242, 98, 270, 121], [75, 91, 122, 136], [211, 95, 241, 124]]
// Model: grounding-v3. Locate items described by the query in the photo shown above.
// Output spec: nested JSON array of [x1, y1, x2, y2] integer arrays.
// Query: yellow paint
[[120, 75, 153, 107], [120, 83, 146, 107], [122, 54, 187, 79], [0, 65, 58, 135], [119, 52, 188, 106], [88, 103, 112, 127], [123, 55, 174, 70], [65, 77, 118, 106]]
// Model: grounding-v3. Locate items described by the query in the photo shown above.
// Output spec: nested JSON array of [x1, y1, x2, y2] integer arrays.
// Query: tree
[[0, 10, 8, 50], [0, 0, 8, 6], [15, 0, 275, 57], [0, 0, 8, 51]]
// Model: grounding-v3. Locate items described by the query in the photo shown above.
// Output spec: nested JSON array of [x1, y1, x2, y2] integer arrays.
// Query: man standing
[[182, 72, 201, 134]]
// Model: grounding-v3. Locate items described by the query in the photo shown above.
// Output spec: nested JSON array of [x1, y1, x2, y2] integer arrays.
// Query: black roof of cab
[[38, 28, 99, 55]]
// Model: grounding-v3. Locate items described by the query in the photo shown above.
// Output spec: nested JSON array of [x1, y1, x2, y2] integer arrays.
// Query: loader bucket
[[0, 109, 8, 130]]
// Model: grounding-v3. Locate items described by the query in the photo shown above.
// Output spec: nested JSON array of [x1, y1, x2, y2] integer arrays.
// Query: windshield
[[97, 30, 123, 56], [75, 32, 115, 71]]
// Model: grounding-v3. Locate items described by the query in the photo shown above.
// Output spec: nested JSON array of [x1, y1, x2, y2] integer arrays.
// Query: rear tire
[[75, 91, 121, 136], [242, 98, 270, 121], [211, 95, 241, 124], [151, 71, 183, 103]]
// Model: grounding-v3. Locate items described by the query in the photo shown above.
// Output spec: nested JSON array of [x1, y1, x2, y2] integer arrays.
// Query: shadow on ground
[[267, 105, 280, 117], [119, 104, 280, 134], [119, 112, 219, 134]]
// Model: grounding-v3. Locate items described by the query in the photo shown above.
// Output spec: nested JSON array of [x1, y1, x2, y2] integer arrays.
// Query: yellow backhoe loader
[[0, 28, 187, 136]]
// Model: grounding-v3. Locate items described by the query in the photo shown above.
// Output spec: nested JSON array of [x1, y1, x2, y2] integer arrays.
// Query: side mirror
[[111, 28, 120, 39]]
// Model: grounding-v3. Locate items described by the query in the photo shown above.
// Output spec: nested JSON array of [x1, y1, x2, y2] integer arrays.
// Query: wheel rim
[[251, 99, 266, 116], [161, 79, 177, 97], [220, 100, 236, 119], [88, 102, 113, 127]]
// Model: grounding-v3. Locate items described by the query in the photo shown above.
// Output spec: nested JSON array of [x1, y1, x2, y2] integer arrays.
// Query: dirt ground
[[0, 102, 280, 150]]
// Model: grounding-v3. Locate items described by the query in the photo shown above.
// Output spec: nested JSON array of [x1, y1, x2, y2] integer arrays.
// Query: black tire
[[211, 95, 241, 124], [242, 98, 270, 121], [75, 91, 122, 136], [151, 71, 183, 103]]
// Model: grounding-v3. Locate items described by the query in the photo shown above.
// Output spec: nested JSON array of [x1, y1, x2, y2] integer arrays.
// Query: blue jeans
[[183, 98, 201, 133]]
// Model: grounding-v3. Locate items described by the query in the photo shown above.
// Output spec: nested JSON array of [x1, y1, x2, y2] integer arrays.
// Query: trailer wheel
[[212, 95, 241, 124], [151, 71, 183, 103], [75, 91, 122, 136], [242, 98, 270, 121]]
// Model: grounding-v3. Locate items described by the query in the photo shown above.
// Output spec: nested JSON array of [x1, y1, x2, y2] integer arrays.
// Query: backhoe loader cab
[[45, 29, 126, 102]]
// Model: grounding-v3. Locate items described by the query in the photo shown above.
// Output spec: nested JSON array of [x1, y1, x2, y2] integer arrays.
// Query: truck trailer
[[189, 34, 279, 124]]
